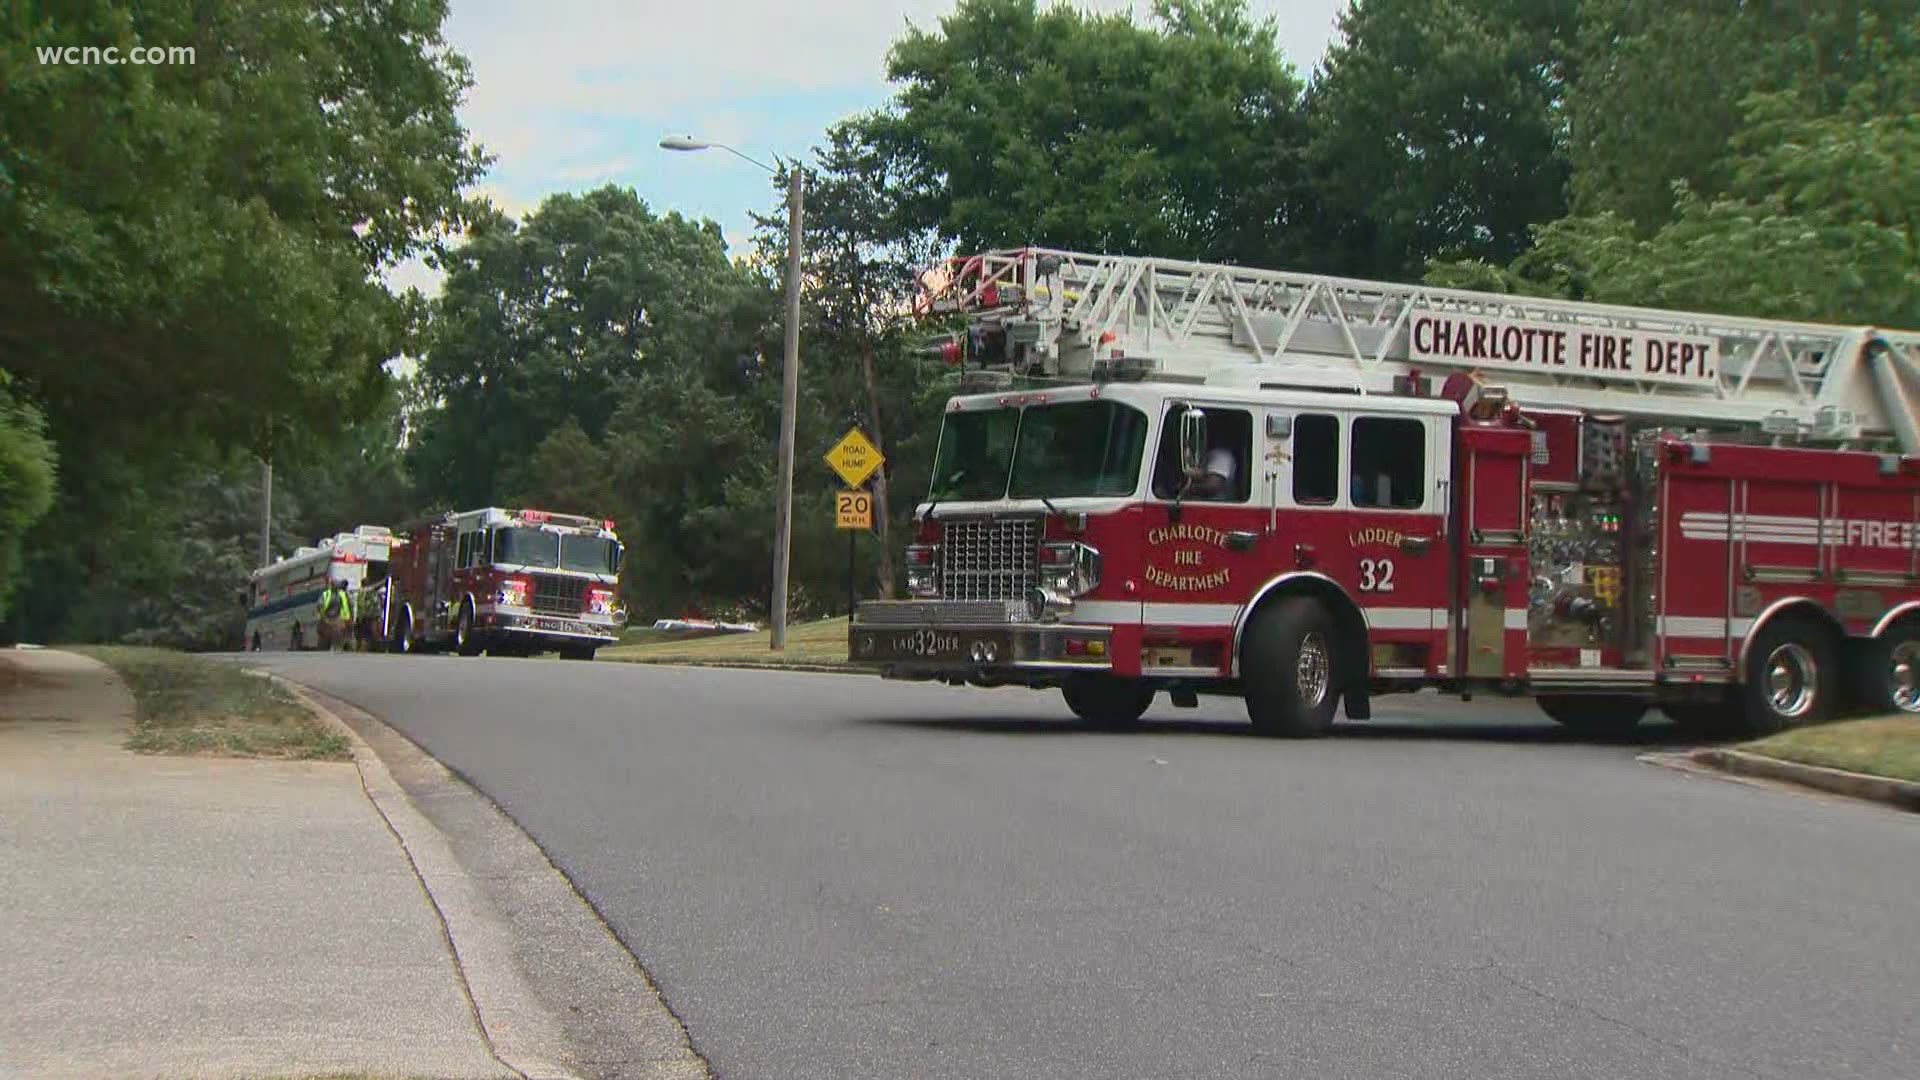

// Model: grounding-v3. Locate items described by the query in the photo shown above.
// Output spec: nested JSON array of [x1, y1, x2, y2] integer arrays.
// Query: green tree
[[1567, 0, 1916, 230], [860, 0, 1308, 265], [1303, 0, 1578, 279], [4, 434, 306, 649], [513, 418, 622, 525], [411, 186, 770, 508], [0, 0, 486, 455], [598, 369, 784, 617], [752, 122, 945, 598], [1432, 12, 1920, 330], [0, 374, 56, 624], [1, 0, 483, 644], [276, 374, 420, 543]]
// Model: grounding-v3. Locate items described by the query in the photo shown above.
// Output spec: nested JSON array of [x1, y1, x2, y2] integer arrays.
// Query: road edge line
[[281, 677, 584, 1080]]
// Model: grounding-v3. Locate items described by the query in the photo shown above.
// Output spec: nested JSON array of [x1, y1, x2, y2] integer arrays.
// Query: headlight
[[905, 544, 939, 598], [1039, 542, 1100, 597]]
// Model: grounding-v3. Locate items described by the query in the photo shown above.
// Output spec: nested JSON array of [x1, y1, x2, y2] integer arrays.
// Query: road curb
[[280, 677, 586, 1080], [1689, 747, 1920, 812]]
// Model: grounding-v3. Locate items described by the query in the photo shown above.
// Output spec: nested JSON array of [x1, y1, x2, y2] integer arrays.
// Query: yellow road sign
[[824, 427, 884, 488], [835, 489, 873, 530]]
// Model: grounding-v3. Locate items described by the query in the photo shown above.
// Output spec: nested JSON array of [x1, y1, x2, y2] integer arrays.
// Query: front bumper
[[481, 607, 623, 644], [849, 600, 1114, 679]]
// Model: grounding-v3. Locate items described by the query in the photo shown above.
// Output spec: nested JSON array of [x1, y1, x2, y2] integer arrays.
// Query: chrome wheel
[[1765, 643, 1818, 719], [1891, 641, 1920, 713], [1296, 631, 1329, 709]]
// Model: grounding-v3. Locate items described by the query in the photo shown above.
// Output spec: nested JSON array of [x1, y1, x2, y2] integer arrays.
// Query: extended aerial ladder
[[917, 248, 1920, 454]]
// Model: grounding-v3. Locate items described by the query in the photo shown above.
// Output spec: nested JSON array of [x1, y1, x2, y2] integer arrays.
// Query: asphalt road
[[250, 652, 1919, 1080]]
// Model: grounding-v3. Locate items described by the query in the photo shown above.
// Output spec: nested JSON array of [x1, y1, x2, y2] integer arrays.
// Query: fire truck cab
[[851, 248, 1920, 738], [385, 507, 627, 660]]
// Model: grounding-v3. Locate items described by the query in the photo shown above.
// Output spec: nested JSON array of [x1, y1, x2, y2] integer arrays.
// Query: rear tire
[[1061, 674, 1152, 727], [1856, 624, 1920, 716], [1537, 695, 1647, 738], [1242, 597, 1339, 738], [455, 601, 483, 657], [1737, 618, 1835, 735]]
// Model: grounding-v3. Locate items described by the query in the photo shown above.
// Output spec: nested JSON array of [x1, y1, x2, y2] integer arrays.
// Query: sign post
[[835, 488, 874, 618], [826, 428, 885, 623]]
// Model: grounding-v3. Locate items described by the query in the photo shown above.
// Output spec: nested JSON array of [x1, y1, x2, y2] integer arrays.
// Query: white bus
[[244, 526, 400, 651]]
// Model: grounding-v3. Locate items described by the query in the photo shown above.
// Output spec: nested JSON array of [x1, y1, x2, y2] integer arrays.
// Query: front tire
[[1061, 674, 1152, 727], [1538, 695, 1647, 738], [1738, 618, 1836, 735], [455, 601, 483, 657], [558, 644, 598, 662], [390, 606, 415, 654], [1242, 597, 1339, 737]]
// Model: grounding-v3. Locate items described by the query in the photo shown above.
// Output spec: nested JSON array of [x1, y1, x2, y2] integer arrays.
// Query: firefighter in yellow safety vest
[[317, 578, 354, 652]]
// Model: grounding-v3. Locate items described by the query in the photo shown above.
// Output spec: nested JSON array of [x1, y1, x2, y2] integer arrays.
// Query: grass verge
[[600, 616, 852, 667], [1741, 714, 1920, 785], [73, 646, 350, 761]]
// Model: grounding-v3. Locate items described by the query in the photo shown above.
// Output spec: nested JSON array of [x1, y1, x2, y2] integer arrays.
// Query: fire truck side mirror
[[1179, 407, 1208, 475]]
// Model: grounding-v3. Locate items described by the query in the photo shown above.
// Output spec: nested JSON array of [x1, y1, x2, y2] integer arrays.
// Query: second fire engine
[[850, 248, 1920, 737], [385, 507, 627, 660]]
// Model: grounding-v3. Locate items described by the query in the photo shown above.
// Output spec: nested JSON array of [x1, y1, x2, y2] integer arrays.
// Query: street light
[[660, 134, 804, 652]]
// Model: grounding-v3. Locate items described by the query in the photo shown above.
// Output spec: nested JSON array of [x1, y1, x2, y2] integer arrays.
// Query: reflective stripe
[[1140, 602, 1240, 626], [1364, 607, 1440, 631], [1073, 600, 1138, 624], [1659, 616, 1756, 638], [1679, 512, 1918, 548]]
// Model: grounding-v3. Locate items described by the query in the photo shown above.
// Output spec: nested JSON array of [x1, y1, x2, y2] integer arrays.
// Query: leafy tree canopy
[[1304, 0, 1578, 278], [859, 0, 1308, 264], [1432, 12, 1920, 329], [409, 185, 773, 509], [0, 0, 486, 455]]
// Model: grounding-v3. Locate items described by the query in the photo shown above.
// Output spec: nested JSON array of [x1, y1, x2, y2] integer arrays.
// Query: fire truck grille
[[530, 573, 587, 616], [940, 517, 1039, 601]]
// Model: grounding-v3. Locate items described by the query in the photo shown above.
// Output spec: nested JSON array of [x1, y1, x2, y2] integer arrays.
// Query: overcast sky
[[389, 0, 1349, 295]]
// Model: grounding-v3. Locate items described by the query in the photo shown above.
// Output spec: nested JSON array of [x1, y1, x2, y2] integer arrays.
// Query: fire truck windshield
[[558, 536, 620, 575], [491, 527, 619, 575], [493, 526, 619, 575], [1008, 401, 1148, 498], [929, 407, 1019, 501], [930, 401, 1148, 501], [493, 527, 560, 568]]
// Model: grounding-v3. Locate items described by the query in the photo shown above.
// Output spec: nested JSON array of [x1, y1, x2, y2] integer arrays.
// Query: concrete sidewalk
[[0, 649, 518, 1080]]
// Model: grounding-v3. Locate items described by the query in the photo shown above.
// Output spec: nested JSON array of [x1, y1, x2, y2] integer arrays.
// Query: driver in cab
[[1184, 440, 1239, 500]]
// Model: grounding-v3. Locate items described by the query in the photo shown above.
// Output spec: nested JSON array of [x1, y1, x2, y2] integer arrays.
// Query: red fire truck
[[384, 507, 627, 660], [849, 248, 1920, 737]]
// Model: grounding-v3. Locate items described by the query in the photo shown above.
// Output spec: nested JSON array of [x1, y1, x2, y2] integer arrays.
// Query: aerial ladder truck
[[848, 247, 1920, 737]]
